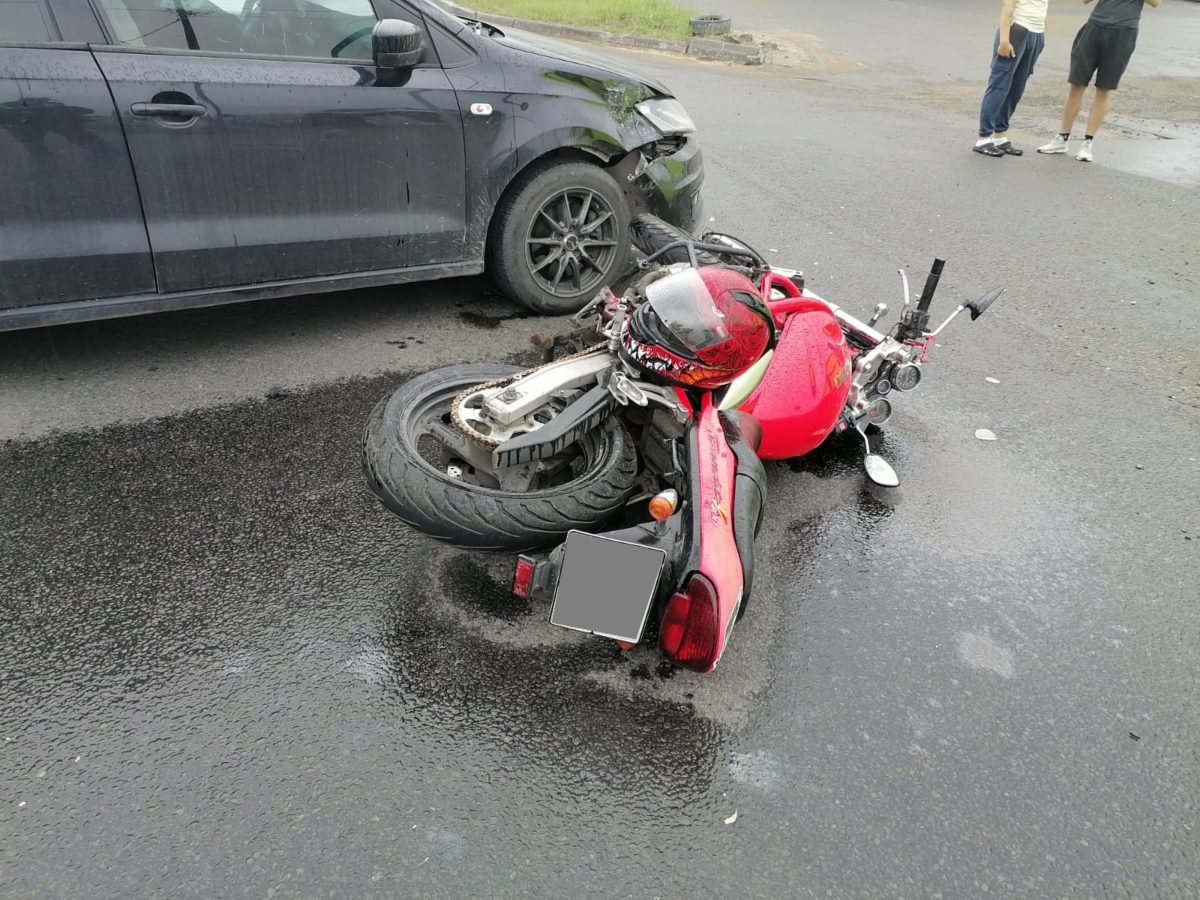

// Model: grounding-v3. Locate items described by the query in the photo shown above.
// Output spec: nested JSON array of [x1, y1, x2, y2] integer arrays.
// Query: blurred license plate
[[550, 530, 666, 644]]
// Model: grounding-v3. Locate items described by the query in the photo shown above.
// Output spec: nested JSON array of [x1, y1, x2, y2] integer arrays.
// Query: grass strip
[[467, 0, 695, 40]]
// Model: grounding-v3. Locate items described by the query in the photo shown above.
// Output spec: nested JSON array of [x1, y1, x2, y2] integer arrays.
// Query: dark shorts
[[1069, 20, 1138, 91]]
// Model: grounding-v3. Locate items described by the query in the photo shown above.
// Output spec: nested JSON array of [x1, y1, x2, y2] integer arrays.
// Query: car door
[[89, 0, 466, 294], [0, 0, 155, 310]]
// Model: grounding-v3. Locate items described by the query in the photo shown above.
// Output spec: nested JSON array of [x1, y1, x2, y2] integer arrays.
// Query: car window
[[424, 18, 474, 68], [0, 0, 59, 41], [93, 0, 383, 60]]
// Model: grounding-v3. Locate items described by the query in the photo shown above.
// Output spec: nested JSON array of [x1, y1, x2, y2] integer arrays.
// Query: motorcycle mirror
[[864, 454, 900, 488], [966, 287, 1004, 321]]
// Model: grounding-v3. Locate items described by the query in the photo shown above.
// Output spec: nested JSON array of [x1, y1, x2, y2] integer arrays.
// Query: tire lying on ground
[[690, 14, 732, 36], [489, 160, 631, 315], [363, 364, 639, 550]]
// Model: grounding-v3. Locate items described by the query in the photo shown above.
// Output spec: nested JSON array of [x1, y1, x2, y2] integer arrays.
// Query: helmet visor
[[643, 268, 732, 355]]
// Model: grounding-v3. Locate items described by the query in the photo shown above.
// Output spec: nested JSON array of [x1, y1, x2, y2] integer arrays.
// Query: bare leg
[[1059, 83, 1087, 134], [1085, 88, 1114, 136], [993, 131, 1008, 141]]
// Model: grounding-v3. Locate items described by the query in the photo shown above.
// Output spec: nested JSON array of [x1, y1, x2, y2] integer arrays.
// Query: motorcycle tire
[[630, 214, 725, 267], [363, 364, 639, 551]]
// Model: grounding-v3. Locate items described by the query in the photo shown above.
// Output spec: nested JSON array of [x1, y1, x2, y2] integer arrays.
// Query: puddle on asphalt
[[1, 373, 733, 811], [1101, 129, 1200, 187], [0, 366, 888, 813], [455, 290, 534, 330]]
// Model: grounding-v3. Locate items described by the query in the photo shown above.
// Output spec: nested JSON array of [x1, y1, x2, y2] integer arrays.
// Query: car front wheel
[[488, 160, 631, 315]]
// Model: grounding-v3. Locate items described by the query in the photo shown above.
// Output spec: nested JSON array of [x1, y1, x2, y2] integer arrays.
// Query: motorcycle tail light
[[512, 555, 535, 599], [659, 573, 720, 673]]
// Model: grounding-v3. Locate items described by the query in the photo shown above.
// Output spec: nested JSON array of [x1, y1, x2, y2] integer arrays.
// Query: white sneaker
[[1076, 139, 1094, 162], [1037, 135, 1068, 154]]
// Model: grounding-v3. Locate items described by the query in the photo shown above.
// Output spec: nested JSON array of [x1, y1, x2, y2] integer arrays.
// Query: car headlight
[[634, 98, 696, 135]]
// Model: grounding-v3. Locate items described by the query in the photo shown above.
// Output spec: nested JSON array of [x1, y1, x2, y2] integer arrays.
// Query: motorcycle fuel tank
[[737, 300, 851, 460]]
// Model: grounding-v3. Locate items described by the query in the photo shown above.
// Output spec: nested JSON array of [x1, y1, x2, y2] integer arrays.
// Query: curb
[[686, 36, 764, 65], [437, 2, 765, 65]]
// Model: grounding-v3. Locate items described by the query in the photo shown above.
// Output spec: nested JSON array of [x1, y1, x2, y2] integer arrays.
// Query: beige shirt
[[1012, 0, 1049, 34]]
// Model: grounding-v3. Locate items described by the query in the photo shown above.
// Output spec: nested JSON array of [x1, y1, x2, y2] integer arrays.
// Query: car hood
[[492, 28, 673, 97]]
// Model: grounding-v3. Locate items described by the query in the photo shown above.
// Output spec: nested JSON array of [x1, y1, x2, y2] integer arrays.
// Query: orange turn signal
[[648, 489, 679, 522]]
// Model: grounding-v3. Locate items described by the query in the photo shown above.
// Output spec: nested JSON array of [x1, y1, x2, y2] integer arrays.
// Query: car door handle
[[131, 102, 207, 118]]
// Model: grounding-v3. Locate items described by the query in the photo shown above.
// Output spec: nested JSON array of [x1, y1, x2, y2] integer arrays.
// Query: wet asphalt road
[[3, 27, 1199, 900]]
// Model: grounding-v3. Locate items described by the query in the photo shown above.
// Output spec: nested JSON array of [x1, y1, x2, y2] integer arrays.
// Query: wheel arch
[[483, 146, 619, 251]]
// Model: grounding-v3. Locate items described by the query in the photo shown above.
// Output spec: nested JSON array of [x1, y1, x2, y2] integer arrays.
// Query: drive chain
[[448, 343, 611, 448]]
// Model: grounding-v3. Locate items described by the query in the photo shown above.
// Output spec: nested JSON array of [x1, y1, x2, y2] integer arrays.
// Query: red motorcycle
[[363, 215, 1001, 672]]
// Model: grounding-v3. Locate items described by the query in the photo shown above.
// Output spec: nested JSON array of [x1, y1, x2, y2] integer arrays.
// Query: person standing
[[975, 0, 1049, 158], [1037, 0, 1161, 162]]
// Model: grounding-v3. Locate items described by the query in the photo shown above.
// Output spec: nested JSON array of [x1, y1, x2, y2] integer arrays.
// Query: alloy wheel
[[524, 188, 620, 299]]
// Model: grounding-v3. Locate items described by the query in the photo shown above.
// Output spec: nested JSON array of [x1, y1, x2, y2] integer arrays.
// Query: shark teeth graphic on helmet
[[623, 329, 675, 374], [628, 341, 669, 370]]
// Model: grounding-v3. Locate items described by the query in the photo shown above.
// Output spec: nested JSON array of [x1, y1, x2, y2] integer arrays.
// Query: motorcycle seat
[[725, 410, 763, 453]]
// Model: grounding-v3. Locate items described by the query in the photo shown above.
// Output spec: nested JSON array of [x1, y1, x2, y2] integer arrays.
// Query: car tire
[[690, 14, 732, 36], [489, 161, 631, 315]]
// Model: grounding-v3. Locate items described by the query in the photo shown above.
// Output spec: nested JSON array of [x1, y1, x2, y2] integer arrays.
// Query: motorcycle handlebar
[[830, 305, 886, 347], [916, 258, 945, 312], [642, 239, 767, 270]]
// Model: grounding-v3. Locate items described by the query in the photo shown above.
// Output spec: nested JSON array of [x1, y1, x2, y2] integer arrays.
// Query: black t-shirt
[[1090, 0, 1146, 29]]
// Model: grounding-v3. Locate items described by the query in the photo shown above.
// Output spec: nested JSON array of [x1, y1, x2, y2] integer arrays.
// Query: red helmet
[[620, 266, 773, 389]]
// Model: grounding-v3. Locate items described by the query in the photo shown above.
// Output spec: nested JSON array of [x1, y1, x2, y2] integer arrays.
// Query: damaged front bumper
[[615, 136, 705, 235]]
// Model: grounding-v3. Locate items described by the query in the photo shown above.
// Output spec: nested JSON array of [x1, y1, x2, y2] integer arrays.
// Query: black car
[[0, 0, 703, 330]]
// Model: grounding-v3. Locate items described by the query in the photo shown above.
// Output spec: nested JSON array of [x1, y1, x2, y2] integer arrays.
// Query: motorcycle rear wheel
[[363, 364, 638, 550]]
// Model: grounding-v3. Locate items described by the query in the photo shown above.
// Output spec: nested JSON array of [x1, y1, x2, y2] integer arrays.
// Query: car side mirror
[[373, 19, 423, 68]]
